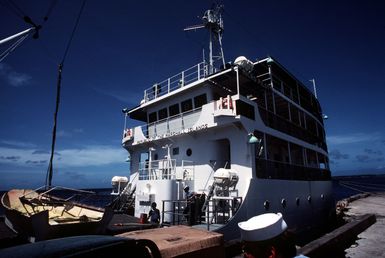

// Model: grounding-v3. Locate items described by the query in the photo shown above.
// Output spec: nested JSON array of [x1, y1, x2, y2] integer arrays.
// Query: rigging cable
[[43, 0, 59, 22], [45, 0, 87, 188], [0, 0, 27, 21], [0, 0, 44, 62], [0, 33, 29, 62]]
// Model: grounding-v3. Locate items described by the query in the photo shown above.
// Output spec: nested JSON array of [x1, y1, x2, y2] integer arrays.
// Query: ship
[[113, 5, 335, 243]]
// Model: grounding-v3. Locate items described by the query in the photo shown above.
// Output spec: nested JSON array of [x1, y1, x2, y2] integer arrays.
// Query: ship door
[[211, 139, 231, 169]]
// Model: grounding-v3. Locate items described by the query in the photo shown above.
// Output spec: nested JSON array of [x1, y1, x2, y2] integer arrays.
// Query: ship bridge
[[122, 57, 270, 146]]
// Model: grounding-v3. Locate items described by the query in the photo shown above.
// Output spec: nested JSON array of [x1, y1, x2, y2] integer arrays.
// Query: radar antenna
[[184, 4, 225, 74]]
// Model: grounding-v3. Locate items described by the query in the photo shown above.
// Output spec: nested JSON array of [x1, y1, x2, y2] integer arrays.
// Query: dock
[[344, 193, 385, 257], [298, 192, 385, 257], [1, 193, 385, 257]]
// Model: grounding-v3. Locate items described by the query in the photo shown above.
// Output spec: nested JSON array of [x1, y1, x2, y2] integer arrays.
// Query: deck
[[344, 193, 385, 257], [298, 192, 385, 257]]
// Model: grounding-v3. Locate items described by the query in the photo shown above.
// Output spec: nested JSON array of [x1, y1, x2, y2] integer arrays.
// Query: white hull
[[215, 178, 334, 242]]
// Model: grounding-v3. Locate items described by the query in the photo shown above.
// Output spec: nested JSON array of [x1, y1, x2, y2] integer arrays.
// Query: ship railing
[[161, 199, 188, 226], [138, 159, 194, 181], [140, 107, 202, 140], [143, 62, 215, 102], [148, 108, 201, 138], [122, 107, 203, 143], [161, 196, 242, 230]]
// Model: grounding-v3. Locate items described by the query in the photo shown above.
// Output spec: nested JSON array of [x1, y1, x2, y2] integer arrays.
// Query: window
[[306, 149, 318, 168], [299, 110, 306, 128], [186, 148, 192, 157], [305, 115, 317, 136], [283, 83, 292, 99], [318, 153, 328, 169], [290, 143, 304, 166], [173, 147, 179, 155], [274, 94, 289, 120], [272, 76, 282, 92], [255, 89, 266, 109], [236, 100, 255, 120], [194, 94, 207, 108], [148, 112, 157, 123], [290, 104, 300, 125], [158, 108, 167, 120], [181, 99, 193, 112], [169, 104, 180, 117], [266, 91, 275, 113], [266, 135, 289, 163]]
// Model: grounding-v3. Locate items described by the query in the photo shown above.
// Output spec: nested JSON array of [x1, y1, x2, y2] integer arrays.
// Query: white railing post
[[197, 63, 201, 79], [168, 78, 170, 93], [180, 71, 184, 87], [144, 90, 147, 102]]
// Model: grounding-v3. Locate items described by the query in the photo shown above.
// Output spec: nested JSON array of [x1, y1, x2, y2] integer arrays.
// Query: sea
[[1, 174, 385, 216]]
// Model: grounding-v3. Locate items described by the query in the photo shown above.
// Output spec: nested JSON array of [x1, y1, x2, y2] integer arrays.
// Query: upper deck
[[123, 56, 327, 151]]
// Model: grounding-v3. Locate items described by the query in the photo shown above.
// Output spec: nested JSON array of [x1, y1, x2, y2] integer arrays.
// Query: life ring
[[222, 97, 233, 109], [124, 129, 132, 138]]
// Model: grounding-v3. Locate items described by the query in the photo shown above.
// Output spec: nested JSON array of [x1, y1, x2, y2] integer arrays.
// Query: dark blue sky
[[1, 1, 385, 190]]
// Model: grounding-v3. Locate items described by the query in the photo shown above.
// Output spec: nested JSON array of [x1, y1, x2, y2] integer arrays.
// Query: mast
[[184, 4, 225, 74], [45, 0, 86, 189], [46, 63, 62, 188]]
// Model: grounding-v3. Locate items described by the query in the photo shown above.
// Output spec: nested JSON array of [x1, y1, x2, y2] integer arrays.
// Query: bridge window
[[194, 94, 207, 108], [169, 104, 180, 117], [149, 112, 157, 123], [158, 108, 168, 120], [181, 99, 193, 112]]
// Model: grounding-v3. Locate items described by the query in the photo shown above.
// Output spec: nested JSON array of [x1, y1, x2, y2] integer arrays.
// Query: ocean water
[[1, 175, 385, 215], [332, 174, 385, 201]]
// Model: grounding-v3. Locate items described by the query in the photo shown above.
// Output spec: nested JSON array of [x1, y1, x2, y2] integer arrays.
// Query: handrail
[[161, 196, 242, 230], [143, 62, 210, 102], [124, 107, 202, 141], [138, 159, 194, 181]]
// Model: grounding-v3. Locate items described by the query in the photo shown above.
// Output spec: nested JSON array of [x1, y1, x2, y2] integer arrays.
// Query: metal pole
[[310, 79, 318, 99], [236, 67, 240, 94], [0, 27, 35, 45], [46, 63, 63, 189], [209, 30, 213, 74]]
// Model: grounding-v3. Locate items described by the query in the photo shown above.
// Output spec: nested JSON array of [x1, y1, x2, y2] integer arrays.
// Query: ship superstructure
[[116, 6, 334, 242]]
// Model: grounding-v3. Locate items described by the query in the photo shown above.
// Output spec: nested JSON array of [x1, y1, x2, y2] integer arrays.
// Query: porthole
[[281, 198, 287, 208], [264, 200, 270, 210], [186, 148, 192, 156]]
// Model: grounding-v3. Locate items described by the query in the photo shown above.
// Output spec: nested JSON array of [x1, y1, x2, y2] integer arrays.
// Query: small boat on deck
[[1, 187, 113, 242]]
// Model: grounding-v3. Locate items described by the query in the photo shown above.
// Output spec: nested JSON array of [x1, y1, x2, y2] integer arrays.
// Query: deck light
[[122, 108, 129, 114], [248, 133, 260, 144]]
